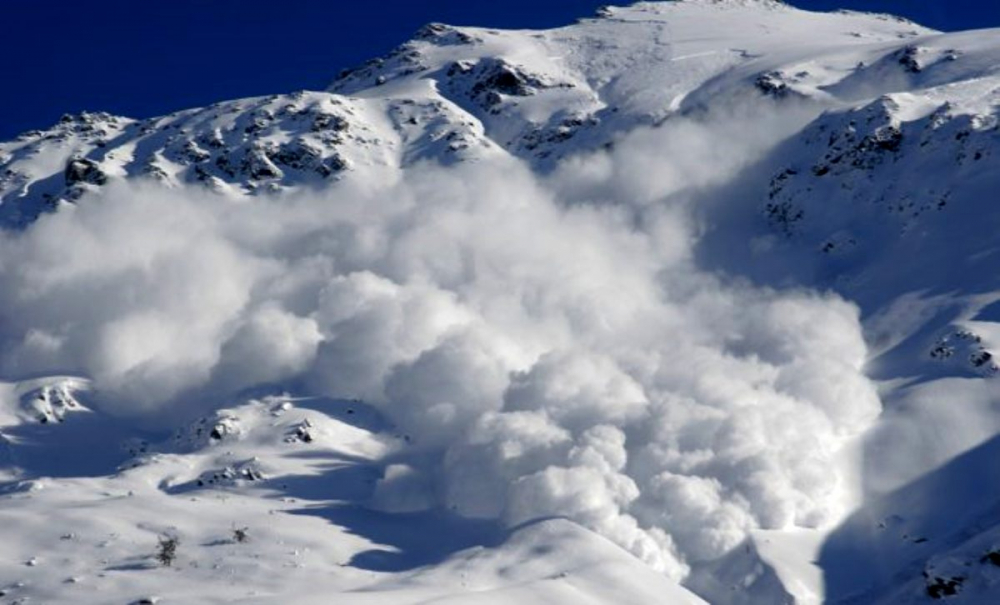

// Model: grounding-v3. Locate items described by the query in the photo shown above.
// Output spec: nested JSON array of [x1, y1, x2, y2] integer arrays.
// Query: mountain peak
[[621, 0, 787, 12]]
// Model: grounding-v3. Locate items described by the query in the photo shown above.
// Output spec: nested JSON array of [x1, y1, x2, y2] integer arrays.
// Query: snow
[[2, 1, 1000, 603], [0, 386, 705, 604]]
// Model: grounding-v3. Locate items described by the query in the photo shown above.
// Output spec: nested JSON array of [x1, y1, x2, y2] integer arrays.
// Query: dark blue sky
[[2, 1, 998, 140]]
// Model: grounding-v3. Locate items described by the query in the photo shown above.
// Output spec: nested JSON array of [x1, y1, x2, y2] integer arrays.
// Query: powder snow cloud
[[0, 104, 880, 578]]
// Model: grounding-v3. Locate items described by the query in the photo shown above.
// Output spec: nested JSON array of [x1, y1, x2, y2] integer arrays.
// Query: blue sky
[[2, 1, 998, 140]]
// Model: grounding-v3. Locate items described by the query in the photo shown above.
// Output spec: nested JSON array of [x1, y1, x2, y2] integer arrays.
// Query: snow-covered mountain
[[2, 1, 1000, 603], [0, 0, 936, 225]]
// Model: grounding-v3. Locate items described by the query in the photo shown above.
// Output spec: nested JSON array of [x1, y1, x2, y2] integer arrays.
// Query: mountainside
[[0, 0, 935, 225], [2, 1, 1000, 603]]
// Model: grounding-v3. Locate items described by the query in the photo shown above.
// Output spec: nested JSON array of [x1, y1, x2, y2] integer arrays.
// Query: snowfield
[[2, 1, 1000, 603]]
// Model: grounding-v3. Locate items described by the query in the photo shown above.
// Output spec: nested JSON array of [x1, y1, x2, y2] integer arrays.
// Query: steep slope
[[3, 1, 1000, 604], [1, 0, 931, 226], [694, 13, 1000, 603]]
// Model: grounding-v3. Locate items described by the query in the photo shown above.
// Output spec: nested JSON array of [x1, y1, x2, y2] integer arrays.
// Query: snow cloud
[[0, 105, 880, 578]]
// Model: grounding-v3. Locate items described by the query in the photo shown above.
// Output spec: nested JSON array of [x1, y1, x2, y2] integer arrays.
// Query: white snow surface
[[2, 1, 1000, 603]]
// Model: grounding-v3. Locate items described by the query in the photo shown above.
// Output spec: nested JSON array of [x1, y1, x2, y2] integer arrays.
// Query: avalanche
[[2, 1, 1000, 604]]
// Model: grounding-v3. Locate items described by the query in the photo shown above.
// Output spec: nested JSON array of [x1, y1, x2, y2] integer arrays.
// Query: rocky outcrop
[[64, 158, 108, 186]]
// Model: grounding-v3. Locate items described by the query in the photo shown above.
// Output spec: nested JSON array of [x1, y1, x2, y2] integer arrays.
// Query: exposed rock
[[311, 112, 349, 133], [981, 550, 1000, 566], [285, 418, 315, 444], [64, 158, 107, 186], [446, 58, 571, 111], [753, 71, 804, 100], [415, 23, 479, 45], [271, 140, 323, 172], [174, 413, 242, 451], [924, 573, 964, 599], [20, 381, 87, 425], [897, 45, 924, 73], [195, 459, 265, 487], [241, 144, 284, 181]]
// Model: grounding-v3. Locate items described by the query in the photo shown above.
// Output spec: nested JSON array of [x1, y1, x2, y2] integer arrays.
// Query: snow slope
[[0, 380, 706, 605], [3, 1, 1000, 603], [0, 0, 932, 226]]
